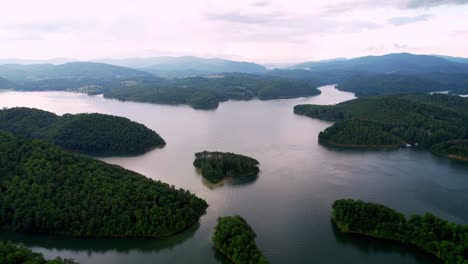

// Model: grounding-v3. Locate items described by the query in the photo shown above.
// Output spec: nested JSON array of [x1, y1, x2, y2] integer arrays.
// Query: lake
[[1, 85, 467, 264]]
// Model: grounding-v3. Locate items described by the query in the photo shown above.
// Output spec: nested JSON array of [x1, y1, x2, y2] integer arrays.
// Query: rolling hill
[[98, 56, 267, 77], [0, 62, 154, 92]]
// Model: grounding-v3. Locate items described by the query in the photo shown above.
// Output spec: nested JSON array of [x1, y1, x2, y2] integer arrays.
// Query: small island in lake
[[294, 94, 468, 160], [213, 216, 268, 264], [332, 199, 468, 264], [193, 151, 260, 184], [0, 107, 165, 155], [0, 241, 77, 264], [0, 131, 207, 237]]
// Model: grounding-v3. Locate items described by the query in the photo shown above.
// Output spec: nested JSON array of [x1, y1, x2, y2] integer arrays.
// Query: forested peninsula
[[332, 199, 468, 264], [193, 151, 260, 183], [213, 216, 268, 264], [0, 131, 207, 237], [0, 107, 165, 155], [0, 241, 77, 264], [104, 74, 322, 110], [294, 94, 468, 160]]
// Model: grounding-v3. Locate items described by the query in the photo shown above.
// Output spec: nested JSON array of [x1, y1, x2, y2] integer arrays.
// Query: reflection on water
[[330, 221, 442, 264], [0, 223, 199, 254], [0, 86, 467, 264], [194, 168, 260, 190]]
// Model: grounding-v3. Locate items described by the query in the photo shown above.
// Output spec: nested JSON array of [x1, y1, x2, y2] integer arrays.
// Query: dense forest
[[104, 74, 322, 109], [294, 94, 468, 159], [432, 140, 468, 161], [213, 216, 268, 264], [0, 131, 208, 237], [332, 199, 468, 264], [193, 151, 260, 183], [0, 241, 77, 264], [0, 107, 165, 155], [317, 119, 405, 148], [336, 74, 442, 97]]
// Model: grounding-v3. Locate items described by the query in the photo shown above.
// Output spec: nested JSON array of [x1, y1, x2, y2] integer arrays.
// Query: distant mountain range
[[289, 53, 468, 74], [1, 53, 468, 96], [96, 56, 267, 77], [0, 62, 153, 92], [433, 55, 468, 64]]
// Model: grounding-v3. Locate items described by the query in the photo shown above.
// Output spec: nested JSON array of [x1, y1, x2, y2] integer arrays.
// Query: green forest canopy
[[104, 74, 322, 110], [213, 216, 268, 264], [193, 151, 260, 184], [0, 131, 207, 237], [0, 107, 165, 155], [294, 94, 468, 159], [332, 199, 468, 264], [0, 241, 77, 264]]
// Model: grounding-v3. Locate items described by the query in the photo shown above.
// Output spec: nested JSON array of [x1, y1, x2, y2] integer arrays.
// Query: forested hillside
[[294, 94, 468, 159], [0, 62, 153, 93], [0, 107, 165, 155], [0, 131, 207, 237], [332, 199, 468, 264], [104, 74, 322, 109], [269, 53, 468, 96]]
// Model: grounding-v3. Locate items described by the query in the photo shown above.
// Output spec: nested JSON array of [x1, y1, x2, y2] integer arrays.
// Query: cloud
[[398, 0, 468, 9], [388, 14, 433, 25], [251, 1, 271, 7], [205, 10, 286, 24], [0, 19, 94, 33], [325, 0, 468, 13], [394, 43, 408, 49]]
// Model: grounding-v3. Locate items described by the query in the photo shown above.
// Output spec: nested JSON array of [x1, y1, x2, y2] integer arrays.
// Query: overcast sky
[[1, 0, 468, 63]]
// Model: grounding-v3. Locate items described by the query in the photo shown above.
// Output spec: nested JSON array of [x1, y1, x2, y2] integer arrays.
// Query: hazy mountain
[[97, 56, 267, 76], [289, 58, 348, 69], [434, 55, 468, 64], [0, 62, 151, 83], [0, 62, 154, 92], [265, 53, 468, 96], [0, 77, 17, 89], [290, 53, 468, 74]]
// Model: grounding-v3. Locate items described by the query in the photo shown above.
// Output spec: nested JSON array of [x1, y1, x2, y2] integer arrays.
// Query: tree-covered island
[[332, 199, 468, 264], [294, 94, 468, 160], [0, 131, 207, 237], [193, 151, 260, 184], [0, 107, 165, 155], [213, 216, 268, 264]]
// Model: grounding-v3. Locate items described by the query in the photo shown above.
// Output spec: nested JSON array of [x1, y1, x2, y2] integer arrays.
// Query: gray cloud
[[388, 14, 433, 26], [325, 0, 468, 13], [399, 0, 468, 9]]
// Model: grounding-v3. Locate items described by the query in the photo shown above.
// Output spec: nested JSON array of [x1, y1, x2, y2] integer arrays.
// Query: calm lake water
[[1, 85, 467, 264]]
